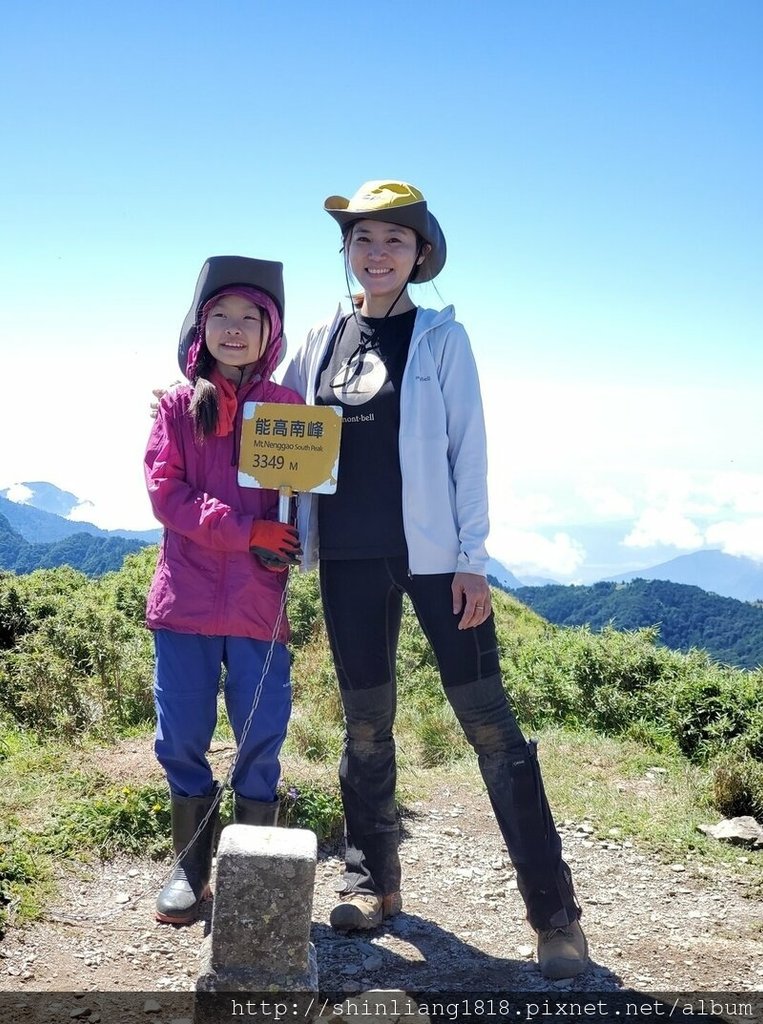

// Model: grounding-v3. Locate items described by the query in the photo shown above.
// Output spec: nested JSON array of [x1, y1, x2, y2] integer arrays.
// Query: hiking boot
[[155, 784, 220, 926], [329, 891, 402, 932], [234, 794, 280, 826], [536, 919, 589, 979]]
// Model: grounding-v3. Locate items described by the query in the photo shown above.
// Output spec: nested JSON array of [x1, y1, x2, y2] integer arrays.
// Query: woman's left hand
[[452, 572, 492, 630]]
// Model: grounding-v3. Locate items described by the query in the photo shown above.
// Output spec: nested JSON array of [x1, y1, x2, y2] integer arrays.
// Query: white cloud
[[633, 470, 763, 522], [489, 527, 586, 578], [623, 509, 704, 550], [3, 483, 34, 504], [2, 335, 171, 533], [705, 519, 763, 562], [575, 484, 635, 520], [488, 490, 561, 530], [617, 471, 763, 562], [61, 489, 157, 532], [706, 472, 763, 517], [67, 500, 98, 524], [480, 373, 763, 534]]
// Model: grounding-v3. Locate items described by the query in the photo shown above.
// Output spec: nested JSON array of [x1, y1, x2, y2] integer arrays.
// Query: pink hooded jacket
[[145, 297, 302, 643]]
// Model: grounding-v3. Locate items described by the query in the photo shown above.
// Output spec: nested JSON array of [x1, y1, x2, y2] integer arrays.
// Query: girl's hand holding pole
[[249, 521, 302, 572]]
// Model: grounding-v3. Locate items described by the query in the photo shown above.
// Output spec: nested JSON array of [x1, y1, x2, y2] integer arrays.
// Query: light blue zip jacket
[[281, 304, 490, 576]]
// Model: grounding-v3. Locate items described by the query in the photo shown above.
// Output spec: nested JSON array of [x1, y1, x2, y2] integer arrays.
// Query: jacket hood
[[178, 256, 286, 379], [185, 285, 285, 383], [412, 304, 456, 333]]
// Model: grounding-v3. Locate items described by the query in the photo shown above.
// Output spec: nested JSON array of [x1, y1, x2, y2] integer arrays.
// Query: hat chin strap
[[378, 277, 411, 320], [385, 242, 424, 317], [334, 244, 423, 390]]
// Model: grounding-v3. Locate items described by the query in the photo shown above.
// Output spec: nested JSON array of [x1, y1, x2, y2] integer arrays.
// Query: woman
[[280, 180, 589, 980]]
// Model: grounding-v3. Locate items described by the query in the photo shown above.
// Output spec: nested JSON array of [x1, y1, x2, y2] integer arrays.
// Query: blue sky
[[2, 0, 761, 580]]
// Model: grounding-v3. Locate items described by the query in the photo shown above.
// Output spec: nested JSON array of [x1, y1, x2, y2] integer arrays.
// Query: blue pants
[[152, 630, 291, 801]]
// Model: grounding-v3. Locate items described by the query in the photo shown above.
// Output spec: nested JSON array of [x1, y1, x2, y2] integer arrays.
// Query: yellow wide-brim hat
[[324, 180, 447, 283]]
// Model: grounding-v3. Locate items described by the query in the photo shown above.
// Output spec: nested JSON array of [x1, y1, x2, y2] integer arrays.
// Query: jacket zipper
[[400, 308, 427, 581], [214, 550, 229, 634], [231, 377, 262, 467]]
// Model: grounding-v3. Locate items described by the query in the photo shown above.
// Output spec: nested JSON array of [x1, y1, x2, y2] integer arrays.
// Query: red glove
[[249, 520, 302, 570]]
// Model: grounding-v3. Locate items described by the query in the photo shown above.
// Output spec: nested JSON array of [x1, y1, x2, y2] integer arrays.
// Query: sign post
[[238, 403, 343, 522]]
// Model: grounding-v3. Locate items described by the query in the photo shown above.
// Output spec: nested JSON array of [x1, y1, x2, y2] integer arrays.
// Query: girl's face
[[347, 219, 426, 314], [204, 293, 269, 379]]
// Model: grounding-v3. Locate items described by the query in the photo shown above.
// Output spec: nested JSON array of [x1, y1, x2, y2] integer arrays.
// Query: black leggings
[[320, 555, 502, 691], [319, 556, 580, 931]]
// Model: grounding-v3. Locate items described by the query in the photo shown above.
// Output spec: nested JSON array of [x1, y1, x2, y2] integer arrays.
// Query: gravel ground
[[1, 772, 761, 1004]]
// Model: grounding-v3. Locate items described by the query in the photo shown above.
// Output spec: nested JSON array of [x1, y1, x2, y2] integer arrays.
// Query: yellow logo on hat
[[353, 180, 425, 210]]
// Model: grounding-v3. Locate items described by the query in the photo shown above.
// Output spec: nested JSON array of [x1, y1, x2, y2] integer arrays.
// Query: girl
[[280, 181, 590, 980], [146, 255, 302, 925]]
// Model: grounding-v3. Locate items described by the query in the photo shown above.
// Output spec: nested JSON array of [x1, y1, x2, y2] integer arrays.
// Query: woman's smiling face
[[347, 219, 425, 314]]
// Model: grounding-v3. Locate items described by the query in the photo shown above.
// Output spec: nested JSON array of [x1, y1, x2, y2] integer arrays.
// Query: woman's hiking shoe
[[536, 920, 589, 979], [329, 891, 402, 932]]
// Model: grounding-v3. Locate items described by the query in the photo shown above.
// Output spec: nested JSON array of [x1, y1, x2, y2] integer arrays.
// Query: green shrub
[[278, 779, 343, 841], [0, 647, 94, 739], [668, 667, 763, 762], [46, 783, 172, 859], [405, 702, 471, 767], [622, 716, 678, 754], [500, 618, 763, 790], [0, 564, 154, 739], [108, 547, 157, 626], [504, 627, 584, 730], [291, 656, 344, 725], [0, 579, 32, 649], [286, 712, 343, 762], [711, 749, 763, 819], [4, 558, 763, 830], [0, 826, 45, 934], [286, 571, 323, 649]]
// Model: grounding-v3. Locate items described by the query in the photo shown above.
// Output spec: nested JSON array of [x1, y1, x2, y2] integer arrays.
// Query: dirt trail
[[2, 756, 761, 1003]]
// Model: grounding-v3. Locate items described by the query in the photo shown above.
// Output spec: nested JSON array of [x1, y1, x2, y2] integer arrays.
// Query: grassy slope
[[2, 569, 762, 929]]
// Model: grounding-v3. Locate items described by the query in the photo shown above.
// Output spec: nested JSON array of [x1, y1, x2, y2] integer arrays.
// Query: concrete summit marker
[[196, 824, 318, 995]]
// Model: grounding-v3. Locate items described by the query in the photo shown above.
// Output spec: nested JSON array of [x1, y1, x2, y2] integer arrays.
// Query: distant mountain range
[[0, 483, 161, 545], [0, 482, 160, 577], [2, 482, 763, 611], [508, 578, 763, 670], [0, 514, 149, 577], [485, 558, 524, 589], [605, 548, 763, 602], [490, 548, 763, 603], [486, 539, 763, 668]]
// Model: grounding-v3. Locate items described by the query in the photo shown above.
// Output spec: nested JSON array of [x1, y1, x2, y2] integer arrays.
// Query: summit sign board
[[238, 402, 342, 494]]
